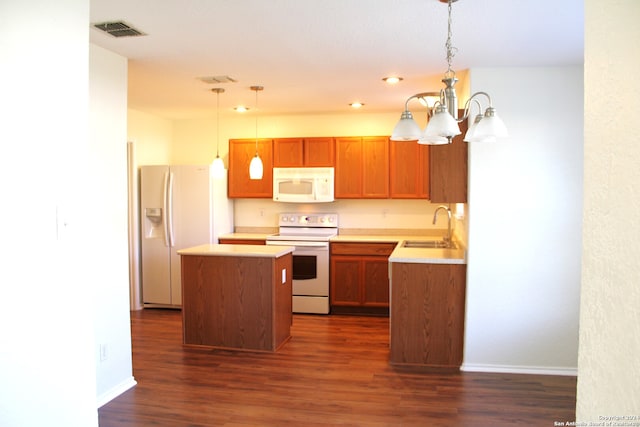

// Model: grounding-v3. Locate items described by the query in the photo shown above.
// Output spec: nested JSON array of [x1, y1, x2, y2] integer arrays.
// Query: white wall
[[0, 0, 98, 425], [128, 108, 173, 165], [463, 66, 583, 375], [577, 0, 640, 419], [90, 44, 136, 407]]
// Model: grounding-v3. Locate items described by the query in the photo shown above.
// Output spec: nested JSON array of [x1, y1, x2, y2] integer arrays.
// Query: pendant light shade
[[391, 111, 422, 141], [249, 85, 264, 180], [211, 156, 226, 178], [211, 88, 226, 179], [249, 155, 263, 180]]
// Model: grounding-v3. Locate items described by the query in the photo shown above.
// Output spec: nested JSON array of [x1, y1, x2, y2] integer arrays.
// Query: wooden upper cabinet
[[335, 136, 389, 199], [429, 113, 468, 203], [335, 137, 363, 198], [228, 138, 273, 198], [273, 137, 334, 167], [362, 137, 389, 198], [390, 140, 430, 199]]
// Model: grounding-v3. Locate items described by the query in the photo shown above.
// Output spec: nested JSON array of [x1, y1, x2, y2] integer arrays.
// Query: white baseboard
[[461, 363, 577, 377], [96, 376, 137, 408]]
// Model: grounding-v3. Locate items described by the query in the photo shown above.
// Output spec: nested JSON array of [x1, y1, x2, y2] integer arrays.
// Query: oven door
[[265, 240, 329, 296]]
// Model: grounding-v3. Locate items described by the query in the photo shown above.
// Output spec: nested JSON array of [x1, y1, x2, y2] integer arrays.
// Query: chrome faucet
[[432, 205, 452, 247]]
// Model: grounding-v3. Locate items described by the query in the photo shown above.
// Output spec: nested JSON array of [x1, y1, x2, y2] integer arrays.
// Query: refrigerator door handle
[[166, 171, 175, 247], [162, 171, 171, 247]]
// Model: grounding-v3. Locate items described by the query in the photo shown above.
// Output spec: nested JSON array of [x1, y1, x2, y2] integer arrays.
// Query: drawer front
[[330, 242, 396, 256]]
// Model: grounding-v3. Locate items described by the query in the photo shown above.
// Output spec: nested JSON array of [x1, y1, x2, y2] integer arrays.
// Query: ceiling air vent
[[93, 21, 146, 38], [198, 76, 238, 84]]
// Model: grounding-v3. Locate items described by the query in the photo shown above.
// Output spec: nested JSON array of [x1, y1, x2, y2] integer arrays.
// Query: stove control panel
[[278, 213, 338, 227]]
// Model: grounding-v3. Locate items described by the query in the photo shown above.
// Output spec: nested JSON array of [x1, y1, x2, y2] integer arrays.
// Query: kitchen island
[[177, 244, 294, 352]]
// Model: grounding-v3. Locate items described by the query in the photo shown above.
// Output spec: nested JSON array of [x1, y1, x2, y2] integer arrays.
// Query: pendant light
[[391, 0, 507, 144], [249, 85, 264, 180], [211, 88, 226, 179]]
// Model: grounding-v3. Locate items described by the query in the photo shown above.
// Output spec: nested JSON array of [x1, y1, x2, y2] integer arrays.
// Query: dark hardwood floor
[[99, 309, 576, 426]]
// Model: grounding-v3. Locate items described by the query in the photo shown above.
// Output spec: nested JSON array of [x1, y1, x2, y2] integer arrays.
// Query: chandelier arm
[[469, 91, 493, 106], [459, 98, 482, 123]]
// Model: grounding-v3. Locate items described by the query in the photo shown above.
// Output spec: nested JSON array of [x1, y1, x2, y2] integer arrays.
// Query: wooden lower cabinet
[[330, 242, 396, 315], [389, 262, 466, 370]]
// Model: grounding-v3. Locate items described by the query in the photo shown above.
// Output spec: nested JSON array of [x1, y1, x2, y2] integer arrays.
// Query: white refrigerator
[[140, 165, 233, 307]]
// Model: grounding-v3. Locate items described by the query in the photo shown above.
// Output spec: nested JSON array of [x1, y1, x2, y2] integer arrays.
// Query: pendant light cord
[[216, 90, 220, 157], [255, 88, 259, 155]]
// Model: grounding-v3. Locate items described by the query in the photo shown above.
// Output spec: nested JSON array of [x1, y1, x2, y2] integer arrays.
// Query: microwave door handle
[[313, 177, 317, 201]]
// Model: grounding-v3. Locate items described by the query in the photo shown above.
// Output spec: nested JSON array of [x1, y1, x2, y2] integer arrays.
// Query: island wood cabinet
[[429, 113, 468, 203], [389, 262, 466, 370], [330, 242, 396, 315], [181, 250, 292, 352], [228, 138, 273, 198], [335, 136, 389, 199], [390, 140, 430, 199], [273, 137, 334, 167]]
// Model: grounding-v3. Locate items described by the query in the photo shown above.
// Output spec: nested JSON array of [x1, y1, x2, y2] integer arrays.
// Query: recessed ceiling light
[[350, 102, 364, 109], [383, 76, 403, 84], [234, 106, 249, 113]]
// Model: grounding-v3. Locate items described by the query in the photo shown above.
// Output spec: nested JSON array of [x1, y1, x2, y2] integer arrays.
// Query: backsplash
[[233, 198, 467, 241]]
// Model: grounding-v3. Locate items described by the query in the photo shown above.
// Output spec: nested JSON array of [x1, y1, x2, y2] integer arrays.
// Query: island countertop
[[178, 243, 294, 258]]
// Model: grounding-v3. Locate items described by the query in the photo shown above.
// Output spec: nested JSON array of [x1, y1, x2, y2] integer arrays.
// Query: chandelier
[[391, 0, 508, 145]]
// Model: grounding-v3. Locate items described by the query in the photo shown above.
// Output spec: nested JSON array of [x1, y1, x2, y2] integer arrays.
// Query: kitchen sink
[[402, 240, 457, 249]]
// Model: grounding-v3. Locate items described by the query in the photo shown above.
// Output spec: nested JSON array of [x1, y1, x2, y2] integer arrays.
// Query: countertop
[[218, 232, 272, 241], [332, 234, 466, 265], [178, 243, 294, 258], [218, 232, 466, 264]]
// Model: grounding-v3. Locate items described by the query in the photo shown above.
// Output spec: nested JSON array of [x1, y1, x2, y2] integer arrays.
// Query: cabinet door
[[228, 138, 273, 198], [362, 258, 390, 306], [335, 136, 389, 199], [335, 137, 363, 198], [330, 256, 361, 306], [362, 137, 389, 198], [304, 137, 335, 166], [390, 263, 466, 368], [429, 112, 468, 203], [273, 138, 304, 167], [390, 141, 430, 199]]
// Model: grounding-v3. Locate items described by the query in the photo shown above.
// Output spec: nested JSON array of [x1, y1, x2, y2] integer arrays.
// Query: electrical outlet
[[99, 344, 108, 362]]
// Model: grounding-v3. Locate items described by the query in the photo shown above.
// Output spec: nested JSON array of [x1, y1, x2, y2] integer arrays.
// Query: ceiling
[[89, 0, 584, 120]]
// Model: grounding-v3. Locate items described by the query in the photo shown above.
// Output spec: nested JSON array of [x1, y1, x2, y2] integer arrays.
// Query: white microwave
[[273, 167, 334, 203]]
